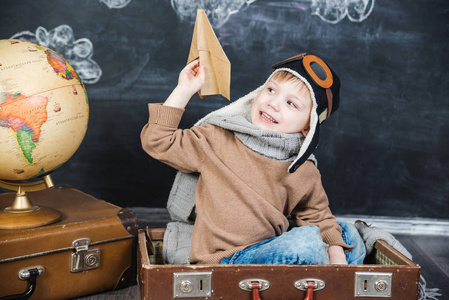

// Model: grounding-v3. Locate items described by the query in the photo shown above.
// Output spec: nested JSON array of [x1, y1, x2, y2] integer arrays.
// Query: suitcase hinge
[[71, 238, 101, 273]]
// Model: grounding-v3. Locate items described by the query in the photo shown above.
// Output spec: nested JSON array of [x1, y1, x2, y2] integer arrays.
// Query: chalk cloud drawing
[[311, 0, 375, 24], [170, 0, 256, 28], [100, 0, 131, 9], [170, 0, 374, 26], [11, 25, 102, 84]]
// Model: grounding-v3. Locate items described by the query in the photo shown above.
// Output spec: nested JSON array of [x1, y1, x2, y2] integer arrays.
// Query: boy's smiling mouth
[[260, 111, 278, 124]]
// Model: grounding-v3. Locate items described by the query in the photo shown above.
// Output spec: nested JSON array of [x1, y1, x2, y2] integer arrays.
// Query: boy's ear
[[301, 126, 310, 137]]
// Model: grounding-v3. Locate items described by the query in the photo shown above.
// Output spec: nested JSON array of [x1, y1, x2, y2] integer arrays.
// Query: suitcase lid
[[0, 187, 137, 262]]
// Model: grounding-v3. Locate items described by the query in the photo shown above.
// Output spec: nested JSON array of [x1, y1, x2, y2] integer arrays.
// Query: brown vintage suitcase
[[0, 186, 138, 299], [138, 228, 421, 300]]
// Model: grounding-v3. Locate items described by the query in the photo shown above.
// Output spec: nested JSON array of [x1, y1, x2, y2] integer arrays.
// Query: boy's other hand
[[328, 245, 348, 265]]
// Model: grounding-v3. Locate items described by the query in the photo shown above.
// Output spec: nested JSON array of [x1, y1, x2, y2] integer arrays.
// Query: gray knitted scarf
[[208, 114, 303, 161], [166, 114, 307, 223]]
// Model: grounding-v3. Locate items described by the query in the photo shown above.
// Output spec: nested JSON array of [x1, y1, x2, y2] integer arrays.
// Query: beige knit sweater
[[141, 103, 351, 264]]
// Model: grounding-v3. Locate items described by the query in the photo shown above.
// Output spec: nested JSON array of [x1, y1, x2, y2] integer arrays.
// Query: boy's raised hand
[[179, 60, 205, 95], [164, 60, 205, 109]]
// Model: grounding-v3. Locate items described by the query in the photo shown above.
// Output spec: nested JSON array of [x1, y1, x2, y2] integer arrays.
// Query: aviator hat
[[271, 53, 341, 173]]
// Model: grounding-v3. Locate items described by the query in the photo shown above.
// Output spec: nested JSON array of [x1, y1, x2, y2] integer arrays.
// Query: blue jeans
[[220, 221, 366, 265]]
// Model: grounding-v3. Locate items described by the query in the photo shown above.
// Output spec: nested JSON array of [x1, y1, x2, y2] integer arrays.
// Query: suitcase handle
[[251, 282, 262, 300], [239, 279, 270, 300], [303, 281, 316, 300], [295, 279, 325, 300], [0, 267, 42, 300], [246, 280, 318, 300]]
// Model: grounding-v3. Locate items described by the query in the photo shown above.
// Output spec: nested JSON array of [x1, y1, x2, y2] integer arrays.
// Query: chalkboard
[[1, 0, 448, 219]]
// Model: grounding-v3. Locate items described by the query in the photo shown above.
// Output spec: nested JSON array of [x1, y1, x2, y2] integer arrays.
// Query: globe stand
[[0, 175, 62, 229]]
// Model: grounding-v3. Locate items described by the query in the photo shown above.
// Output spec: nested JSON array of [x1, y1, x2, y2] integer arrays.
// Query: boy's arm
[[164, 60, 205, 109], [140, 60, 208, 173], [328, 245, 347, 264], [289, 162, 352, 263], [140, 104, 209, 173], [291, 189, 351, 253]]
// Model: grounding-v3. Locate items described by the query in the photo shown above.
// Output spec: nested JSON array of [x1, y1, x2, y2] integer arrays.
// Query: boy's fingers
[[187, 59, 200, 68], [185, 60, 201, 75], [197, 65, 205, 79]]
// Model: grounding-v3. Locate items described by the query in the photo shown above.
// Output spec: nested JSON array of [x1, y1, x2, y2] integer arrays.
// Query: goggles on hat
[[272, 53, 334, 122]]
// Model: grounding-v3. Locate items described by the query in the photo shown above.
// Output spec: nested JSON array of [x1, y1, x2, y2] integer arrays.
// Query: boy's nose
[[268, 97, 281, 111]]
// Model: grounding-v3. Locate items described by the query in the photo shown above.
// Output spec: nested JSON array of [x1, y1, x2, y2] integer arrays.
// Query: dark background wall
[[1, 0, 448, 219]]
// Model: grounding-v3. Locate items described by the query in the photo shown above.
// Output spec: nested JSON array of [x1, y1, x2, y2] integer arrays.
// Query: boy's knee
[[338, 221, 358, 238], [290, 224, 320, 233], [338, 221, 366, 264], [282, 226, 329, 264], [288, 225, 323, 244]]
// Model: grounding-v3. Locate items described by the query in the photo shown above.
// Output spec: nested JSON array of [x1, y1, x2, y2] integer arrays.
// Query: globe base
[[0, 206, 62, 229], [0, 185, 61, 229]]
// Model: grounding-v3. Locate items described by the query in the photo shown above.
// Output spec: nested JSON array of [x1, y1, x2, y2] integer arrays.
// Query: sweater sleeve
[[140, 103, 211, 173], [290, 163, 353, 252]]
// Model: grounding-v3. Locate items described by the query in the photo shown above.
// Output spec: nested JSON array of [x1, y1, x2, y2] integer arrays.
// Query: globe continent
[[0, 39, 89, 181]]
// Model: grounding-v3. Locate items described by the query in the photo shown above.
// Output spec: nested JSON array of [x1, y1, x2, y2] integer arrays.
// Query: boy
[[141, 54, 365, 265]]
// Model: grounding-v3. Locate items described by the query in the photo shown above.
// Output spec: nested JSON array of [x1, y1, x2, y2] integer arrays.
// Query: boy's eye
[[287, 101, 297, 108], [268, 87, 275, 94]]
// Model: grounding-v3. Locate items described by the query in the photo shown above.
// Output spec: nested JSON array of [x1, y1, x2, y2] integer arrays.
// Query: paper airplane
[[187, 9, 231, 100]]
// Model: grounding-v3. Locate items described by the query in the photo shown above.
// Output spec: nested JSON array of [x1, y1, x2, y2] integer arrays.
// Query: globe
[[0, 39, 89, 182], [0, 39, 89, 229]]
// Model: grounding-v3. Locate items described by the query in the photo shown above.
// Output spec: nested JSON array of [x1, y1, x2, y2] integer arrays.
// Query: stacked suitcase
[[0, 187, 138, 299]]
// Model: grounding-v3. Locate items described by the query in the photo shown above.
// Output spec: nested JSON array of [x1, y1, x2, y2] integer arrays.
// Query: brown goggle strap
[[325, 88, 333, 118]]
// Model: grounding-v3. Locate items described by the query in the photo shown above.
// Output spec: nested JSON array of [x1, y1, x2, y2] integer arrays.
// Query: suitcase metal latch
[[173, 272, 212, 298], [71, 238, 101, 273], [354, 272, 392, 298]]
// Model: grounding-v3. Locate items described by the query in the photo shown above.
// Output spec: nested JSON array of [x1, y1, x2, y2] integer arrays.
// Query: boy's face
[[251, 77, 312, 135]]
